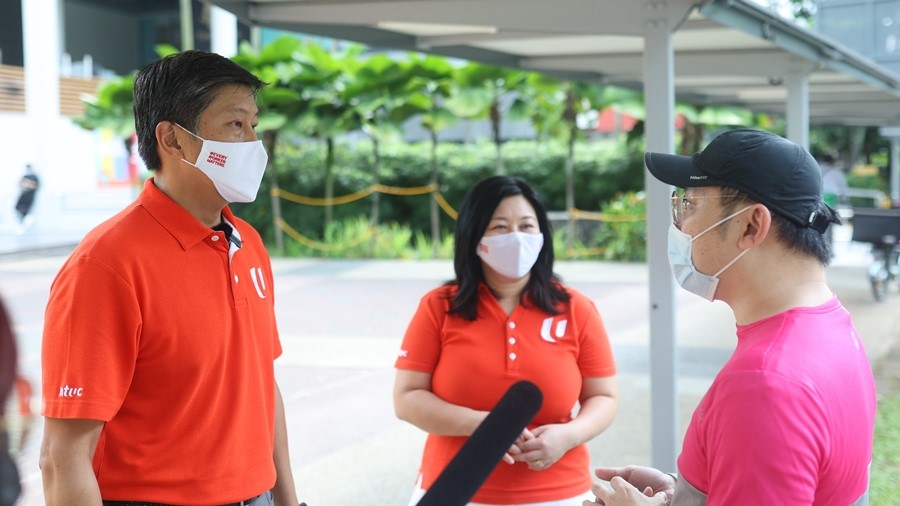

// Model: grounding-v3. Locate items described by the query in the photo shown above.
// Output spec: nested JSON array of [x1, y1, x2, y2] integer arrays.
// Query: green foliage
[[72, 73, 136, 139], [871, 390, 900, 505], [848, 173, 888, 193], [280, 216, 456, 259], [593, 191, 647, 262], [231, 137, 646, 255]]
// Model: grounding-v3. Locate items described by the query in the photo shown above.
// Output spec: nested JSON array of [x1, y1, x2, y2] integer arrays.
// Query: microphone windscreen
[[415, 380, 543, 506]]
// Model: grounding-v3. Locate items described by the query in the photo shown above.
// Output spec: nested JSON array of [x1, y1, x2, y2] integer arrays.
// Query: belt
[[103, 494, 261, 506]]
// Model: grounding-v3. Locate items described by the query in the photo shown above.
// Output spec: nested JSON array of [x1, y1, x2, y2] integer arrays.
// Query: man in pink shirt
[[586, 129, 876, 506]]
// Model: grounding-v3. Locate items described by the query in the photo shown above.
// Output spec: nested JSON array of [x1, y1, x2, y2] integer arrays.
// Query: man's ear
[[156, 121, 185, 160], [738, 204, 771, 249]]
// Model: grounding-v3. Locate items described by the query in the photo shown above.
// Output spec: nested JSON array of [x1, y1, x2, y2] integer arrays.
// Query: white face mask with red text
[[176, 124, 268, 203], [477, 231, 544, 279], [667, 205, 752, 301]]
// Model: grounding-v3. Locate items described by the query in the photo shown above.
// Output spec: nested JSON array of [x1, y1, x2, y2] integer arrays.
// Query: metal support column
[[643, 11, 678, 474], [786, 72, 810, 148]]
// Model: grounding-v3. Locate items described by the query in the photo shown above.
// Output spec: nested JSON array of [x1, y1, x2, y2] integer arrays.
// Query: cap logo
[[689, 175, 708, 180]]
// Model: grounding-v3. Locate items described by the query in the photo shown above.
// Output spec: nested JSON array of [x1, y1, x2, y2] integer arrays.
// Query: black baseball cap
[[645, 129, 830, 232]]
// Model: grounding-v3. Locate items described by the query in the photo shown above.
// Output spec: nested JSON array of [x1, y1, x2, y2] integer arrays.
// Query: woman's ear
[[738, 204, 771, 249]]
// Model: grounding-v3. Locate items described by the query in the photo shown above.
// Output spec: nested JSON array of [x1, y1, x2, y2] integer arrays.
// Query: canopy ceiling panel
[[211, 0, 900, 126]]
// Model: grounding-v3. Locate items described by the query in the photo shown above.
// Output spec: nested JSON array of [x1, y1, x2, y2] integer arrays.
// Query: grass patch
[[871, 383, 900, 504]]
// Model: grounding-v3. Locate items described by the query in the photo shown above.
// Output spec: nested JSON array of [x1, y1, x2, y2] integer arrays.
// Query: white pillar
[[211, 5, 239, 57], [180, 0, 195, 50], [891, 138, 900, 205], [22, 0, 62, 180], [785, 72, 809, 149], [643, 14, 678, 473]]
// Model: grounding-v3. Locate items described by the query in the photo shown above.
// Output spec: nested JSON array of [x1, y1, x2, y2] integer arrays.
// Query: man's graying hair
[[133, 50, 265, 171], [717, 186, 840, 265]]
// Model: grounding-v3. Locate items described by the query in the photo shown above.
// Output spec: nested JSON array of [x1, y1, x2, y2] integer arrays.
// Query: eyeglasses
[[670, 191, 741, 228]]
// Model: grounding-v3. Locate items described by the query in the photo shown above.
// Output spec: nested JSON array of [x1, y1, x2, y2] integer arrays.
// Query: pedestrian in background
[[14, 164, 39, 235], [395, 175, 619, 506], [587, 130, 875, 506], [39, 50, 302, 505], [819, 152, 849, 208]]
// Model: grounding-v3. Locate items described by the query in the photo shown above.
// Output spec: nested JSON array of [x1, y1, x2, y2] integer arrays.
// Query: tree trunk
[[565, 125, 576, 252], [563, 84, 577, 252], [370, 136, 381, 256], [430, 128, 441, 257], [679, 118, 703, 156], [263, 130, 284, 255], [491, 95, 504, 175], [324, 136, 335, 234]]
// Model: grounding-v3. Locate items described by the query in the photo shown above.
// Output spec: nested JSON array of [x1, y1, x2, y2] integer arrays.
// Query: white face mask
[[477, 231, 544, 279], [667, 205, 752, 301], [177, 124, 268, 203]]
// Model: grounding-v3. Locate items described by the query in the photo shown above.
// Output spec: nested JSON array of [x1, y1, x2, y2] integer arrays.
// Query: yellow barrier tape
[[375, 183, 438, 196], [568, 208, 645, 223], [433, 192, 458, 220], [272, 183, 439, 206], [276, 218, 372, 251], [565, 246, 607, 258], [272, 186, 376, 206]]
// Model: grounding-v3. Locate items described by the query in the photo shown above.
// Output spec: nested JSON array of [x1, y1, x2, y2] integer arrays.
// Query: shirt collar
[[138, 177, 237, 251]]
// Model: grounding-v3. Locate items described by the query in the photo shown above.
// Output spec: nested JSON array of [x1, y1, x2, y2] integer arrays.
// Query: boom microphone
[[416, 380, 543, 506]]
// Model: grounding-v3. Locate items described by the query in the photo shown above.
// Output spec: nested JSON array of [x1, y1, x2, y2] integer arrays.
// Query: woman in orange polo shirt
[[394, 176, 619, 505]]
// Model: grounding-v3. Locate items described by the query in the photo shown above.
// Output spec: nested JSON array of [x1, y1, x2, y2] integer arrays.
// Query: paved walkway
[[1, 222, 896, 505]]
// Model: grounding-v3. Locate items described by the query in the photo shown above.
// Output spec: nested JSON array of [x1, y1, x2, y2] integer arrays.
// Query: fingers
[[593, 467, 625, 481], [592, 481, 614, 503], [651, 491, 668, 505], [502, 452, 515, 465]]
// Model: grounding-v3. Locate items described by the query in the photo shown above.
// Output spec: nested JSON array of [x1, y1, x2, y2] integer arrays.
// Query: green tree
[[292, 43, 365, 233], [344, 54, 419, 231], [447, 62, 529, 175], [404, 54, 460, 255], [231, 35, 310, 254]]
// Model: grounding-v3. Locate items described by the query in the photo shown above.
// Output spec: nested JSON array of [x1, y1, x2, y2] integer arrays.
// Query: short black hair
[[719, 186, 840, 265], [133, 50, 265, 170], [448, 176, 569, 320]]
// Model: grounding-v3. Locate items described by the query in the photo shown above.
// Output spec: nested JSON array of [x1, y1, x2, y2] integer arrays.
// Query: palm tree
[[447, 63, 528, 175], [291, 43, 364, 233], [344, 54, 420, 238], [404, 54, 460, 255], [231, 36, 309, 254]]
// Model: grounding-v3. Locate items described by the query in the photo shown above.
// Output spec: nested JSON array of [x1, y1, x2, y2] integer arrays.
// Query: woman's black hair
[[448, 175, 569, 320]]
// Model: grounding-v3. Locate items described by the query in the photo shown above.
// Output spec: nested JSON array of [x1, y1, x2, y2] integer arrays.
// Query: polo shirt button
[[509, 337, 516, 345], [234, 275, 239, 283], [509, 352, 517, 360], [211, 235, 220, 242], [509, 322, 516, 329]]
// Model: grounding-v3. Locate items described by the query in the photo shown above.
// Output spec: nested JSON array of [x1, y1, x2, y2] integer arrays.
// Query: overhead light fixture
[[376, 21, 498, 36]]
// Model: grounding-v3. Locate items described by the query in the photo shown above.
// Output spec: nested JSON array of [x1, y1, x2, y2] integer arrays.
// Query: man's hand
[[583, 476, 668, 506], [593, 466, 675, 502]]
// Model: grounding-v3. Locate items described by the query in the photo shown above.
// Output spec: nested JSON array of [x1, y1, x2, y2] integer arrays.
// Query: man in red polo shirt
[[40, 50, 302, 506]]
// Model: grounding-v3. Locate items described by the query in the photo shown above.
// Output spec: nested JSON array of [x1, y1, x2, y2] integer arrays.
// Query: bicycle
[[851, 207, 900, 302]]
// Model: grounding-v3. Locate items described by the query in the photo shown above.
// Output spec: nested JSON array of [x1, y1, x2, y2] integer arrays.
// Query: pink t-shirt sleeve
[[680, 371, 829, 505]]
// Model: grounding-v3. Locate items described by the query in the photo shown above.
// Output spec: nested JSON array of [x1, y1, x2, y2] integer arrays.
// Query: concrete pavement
[[1, 222, 897, 505]]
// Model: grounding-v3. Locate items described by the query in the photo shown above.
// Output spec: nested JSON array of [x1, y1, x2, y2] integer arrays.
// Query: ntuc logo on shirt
[[540, 317, 568, 343], [58, 385, 84, 398], [206, 151, 227, 168]]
